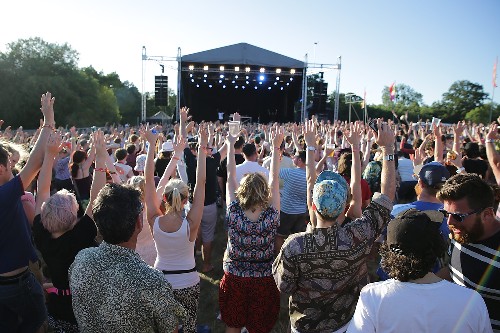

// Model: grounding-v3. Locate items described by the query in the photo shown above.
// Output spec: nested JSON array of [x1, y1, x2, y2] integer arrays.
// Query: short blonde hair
[[41, 189, 79, 233], [236, 173, 270, 211], [164, 179, 189, 213]]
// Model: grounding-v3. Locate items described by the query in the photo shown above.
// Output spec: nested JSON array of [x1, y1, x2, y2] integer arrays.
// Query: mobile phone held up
[[368, 120, 378, 133]]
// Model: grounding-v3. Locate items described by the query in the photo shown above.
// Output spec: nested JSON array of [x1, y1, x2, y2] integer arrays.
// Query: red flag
[[493, 57, 498, 88], [389, 82, 396, 101]]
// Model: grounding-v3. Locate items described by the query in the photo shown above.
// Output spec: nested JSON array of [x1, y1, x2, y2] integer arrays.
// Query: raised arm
[[179, 107, 190, 147], [376, 120, 396, 201], [304, 120, 318, 228], [433, 125, 444, 164], [144, 126, 162, 228], [35, 133, 62, 216], [187, 125, 207, 242], [85, 131, 108, 219], [486, 123, 500, 183], [156, 135, 186, 201], [269, 126, 284, 210], [225, 130, 239, 206], [345, 122, 363, 219], [19, 92, 55, 189]]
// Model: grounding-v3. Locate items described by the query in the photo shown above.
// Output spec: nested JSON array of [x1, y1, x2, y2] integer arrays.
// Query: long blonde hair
[[163, 179, 189, 214], [236, 173, 270, 211]]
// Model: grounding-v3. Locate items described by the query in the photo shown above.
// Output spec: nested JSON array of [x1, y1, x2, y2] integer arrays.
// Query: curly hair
[[437, 173, 494, 210], [379, 240, 446, 282], [236, 173, 270, 211]]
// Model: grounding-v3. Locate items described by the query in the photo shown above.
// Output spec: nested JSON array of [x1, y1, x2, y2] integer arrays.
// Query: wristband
[[486, 139, 496, 143], [95, 168, 107, 173], [456, 167, 465, 174], [108, 171, 117, 174], [172, 156, 180, 161], [307, 146, 316, 151], [41, 124, 54, 130], [383, 154, 395, 161]]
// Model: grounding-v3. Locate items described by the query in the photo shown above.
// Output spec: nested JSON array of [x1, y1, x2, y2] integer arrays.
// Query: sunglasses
[[438, 208, 486, 223]]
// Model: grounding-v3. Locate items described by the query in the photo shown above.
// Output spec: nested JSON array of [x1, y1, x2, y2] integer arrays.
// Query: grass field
[[195, 207, 290, 333]]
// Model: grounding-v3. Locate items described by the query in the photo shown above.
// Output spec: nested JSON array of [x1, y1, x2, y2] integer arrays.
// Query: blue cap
[[419, 162, 450, 188], [313, 171, 349, 220]]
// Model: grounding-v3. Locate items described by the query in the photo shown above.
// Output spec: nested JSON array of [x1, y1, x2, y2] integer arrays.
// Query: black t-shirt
[[155, 157, 171, 178], [463, 158, 488, 178], [33, 214, 97, 288], [217, 153, 245, 182], [184, 148, 221, 206]]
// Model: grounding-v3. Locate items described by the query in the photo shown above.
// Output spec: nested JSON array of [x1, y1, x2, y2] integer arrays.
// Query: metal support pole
[[141, 46, 147, 123], [333, 56, 341, 121], [177, 47, 182, 122], [301, 54, 308, 122]]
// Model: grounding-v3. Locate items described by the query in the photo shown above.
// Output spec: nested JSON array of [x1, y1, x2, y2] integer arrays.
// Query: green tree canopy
[[440, 80, 488, 122]]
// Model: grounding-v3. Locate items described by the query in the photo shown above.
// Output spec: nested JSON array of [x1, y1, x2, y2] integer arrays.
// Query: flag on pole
[[389, 82, 396, 101], [493, 57, 498, 88]]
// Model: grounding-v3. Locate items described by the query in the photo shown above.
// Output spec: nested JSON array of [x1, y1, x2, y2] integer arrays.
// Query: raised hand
[[94, 131, 108, 158], [487, 123, 498, 141], [144, 125, 160, 144], [304, 119, 316, 148], [375, 119, 395, 149], [40, 92, 55, 125], [233, 112, 241, 122], [270, 125, 285, 149], [46, 132, 63, 156], [345, 121, 363, 147], [180, 107, 190, 123], [173, 135, 186, 155], [198, 124, 209, 147], [452, 121, 465, 138]]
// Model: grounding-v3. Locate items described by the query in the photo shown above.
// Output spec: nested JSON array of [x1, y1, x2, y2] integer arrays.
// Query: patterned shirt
[[272, 193, 393, 333], [223, 200, 279, 277], [69, 241, 186, 333]]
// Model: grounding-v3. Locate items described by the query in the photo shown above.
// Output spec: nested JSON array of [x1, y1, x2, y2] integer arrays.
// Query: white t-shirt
[[114, 162, 133, 182], [347, 279, 492, 333], [398, 157, 415, 182], [262, 155, 295, 170], [235, 160, 269, 185]]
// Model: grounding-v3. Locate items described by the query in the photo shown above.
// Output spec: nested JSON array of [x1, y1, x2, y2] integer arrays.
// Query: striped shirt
[[449, 232, 500, 332], [279, 167, 307, 215]]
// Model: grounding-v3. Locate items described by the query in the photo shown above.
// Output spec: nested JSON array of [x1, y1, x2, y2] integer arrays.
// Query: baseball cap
[[387, 209, 443, 255], [312, 171, 349, 220], [418, 162, 450, 188], [134, 154, 147, 172], [160, 141, 174, 153]]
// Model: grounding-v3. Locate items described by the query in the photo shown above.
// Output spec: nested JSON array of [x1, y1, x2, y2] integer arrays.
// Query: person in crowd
[[33, 131, 107, 332], [70, 144, 96, 208], [273, 119, 396, 333], [134, 153, 146, 176], [396, 150, 416, 203], [0, 92, 55, 333], [348, 209, 492, 333], [463, 141, 489, 178], [217, 135, 245, 204], [53, 144, 73, 192], [180, 108, 227, 273], [126, 143, 139, 174], [275, 149, 308, 254], [144, 125, 206, 333], [69, 181, 186, 332], [235, 142, 269, 185], [337, 151, 372, 209], [155, 140, 174, 178], [114, 147, 134, 182], [219, 125, 284, 333], [436, 173, 500, 332]]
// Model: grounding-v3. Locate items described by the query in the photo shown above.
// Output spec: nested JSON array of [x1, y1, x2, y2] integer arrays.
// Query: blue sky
[[1, 0, 499, 106]]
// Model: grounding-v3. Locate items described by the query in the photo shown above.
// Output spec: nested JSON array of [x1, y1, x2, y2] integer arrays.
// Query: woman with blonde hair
[[144, 124, 207, 333], [219, 126, 284, 333], [33, 131, 107, 332]]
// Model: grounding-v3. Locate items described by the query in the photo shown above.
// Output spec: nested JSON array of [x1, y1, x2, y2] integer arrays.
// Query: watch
[[307, 146, 317, 151], [456, 166, 465, 174], [383, 154, 395, 161]]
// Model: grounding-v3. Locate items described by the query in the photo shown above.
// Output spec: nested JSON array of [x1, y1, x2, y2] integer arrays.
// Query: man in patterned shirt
[[273, 119, 396, 333], [69, 184, 186, 332]]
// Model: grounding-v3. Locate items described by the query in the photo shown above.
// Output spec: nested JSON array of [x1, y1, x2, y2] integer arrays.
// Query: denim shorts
[[0, 270, 47, 332]]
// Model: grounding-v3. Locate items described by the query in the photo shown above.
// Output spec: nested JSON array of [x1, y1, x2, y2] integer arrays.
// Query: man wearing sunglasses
[[437, 173, 500, 332]]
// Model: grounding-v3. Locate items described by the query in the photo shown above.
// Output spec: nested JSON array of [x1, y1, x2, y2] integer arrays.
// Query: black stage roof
[[179, 43, 304, 123]]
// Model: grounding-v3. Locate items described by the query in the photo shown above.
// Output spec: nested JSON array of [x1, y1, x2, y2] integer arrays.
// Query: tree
[[381, 83, 424, 115], [465, 103, 500, 124], [440, 80, 488, 122]]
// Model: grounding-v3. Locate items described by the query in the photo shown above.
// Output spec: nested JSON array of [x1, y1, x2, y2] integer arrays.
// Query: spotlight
[[242, 86, 246, 89], [245, 67, 250, 72], [209, 84, 213, 88], [259, 81, 263, 85], [276, 77, 279, 80], [204, 74, 208, 78], [268, 87, 271, 90], [276, 68, 281, 74], [254, 86, 258, 89], [203, 79, 206, 83], [220, 66, 225, 71], [232, 80, 235, 84], [196, 84, 200, 87], [286, 83, 290, 86], [219, 80, 222, 83], [189, 65, 194, 70], [203, 66, 208, 71], [246, 81, 249, 84], [260, 68, 265, 73], [290, 78, 293, 81], [274, 82, 277, 85], [245, 76, 249, 79], [235, 86, 238, 89], [191, 79, 194, 82], [290, 69, 296, 74], [259, 75, 264, 81], [235, 75, 239, 79], [234, 66, 240, 72], [220, 74, 224, 78], [189, 74, 193, 77], [223, 85, 226, 88], [281, 87, 284, 90]]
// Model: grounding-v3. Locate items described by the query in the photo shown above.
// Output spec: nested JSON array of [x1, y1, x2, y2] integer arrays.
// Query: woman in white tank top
[[144, 121, 208, 333]]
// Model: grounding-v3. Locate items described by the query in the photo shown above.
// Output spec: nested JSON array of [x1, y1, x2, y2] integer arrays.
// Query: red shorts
[[219, 272, 280, 333]]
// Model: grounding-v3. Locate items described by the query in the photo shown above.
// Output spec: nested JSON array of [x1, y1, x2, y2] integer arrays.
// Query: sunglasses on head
[[438, 208, 487, 223]]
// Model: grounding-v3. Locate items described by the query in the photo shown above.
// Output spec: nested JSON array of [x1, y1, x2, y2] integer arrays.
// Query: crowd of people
[[0, 92, 499, 333]]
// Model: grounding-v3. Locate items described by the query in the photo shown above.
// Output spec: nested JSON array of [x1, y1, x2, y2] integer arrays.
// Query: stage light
[[220, 66, 224, 71], [189, 65, 194, 71], [189, 74, 193, 78], [286, 82, 290, 86], [235, 86, 238, 89], [274, 82, 277, 85], [235, 66, 240, 72], [204, 74, 208, 78], [281, 87, 284, 90], [235, 75, 239, 79], [259, 75, 264, 81], [219, 80, 222, 83], [191, 79, 194, 82], [246, 81, 249, 84], [259, 81, 263, 85], [242, 86, 246, 89], [203, 79, 207, 83], [260, 68, 265, 73], [209, 84, 213, 88], [232, 80, 235, 84], [223, 85, 226, 88], [245, 67, 250, 72], [276, 77, 279, 80], [276, 68, 281, 74], [245, 76, 249, 79], [196, 84, 200, 87], [204, 66, 208, 71], [220, 74, 224, 78], [268, 87, 271, 90], [254, 86, 258, 89], [290, 78, 293, 81], [290, 69, 296, 74]]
